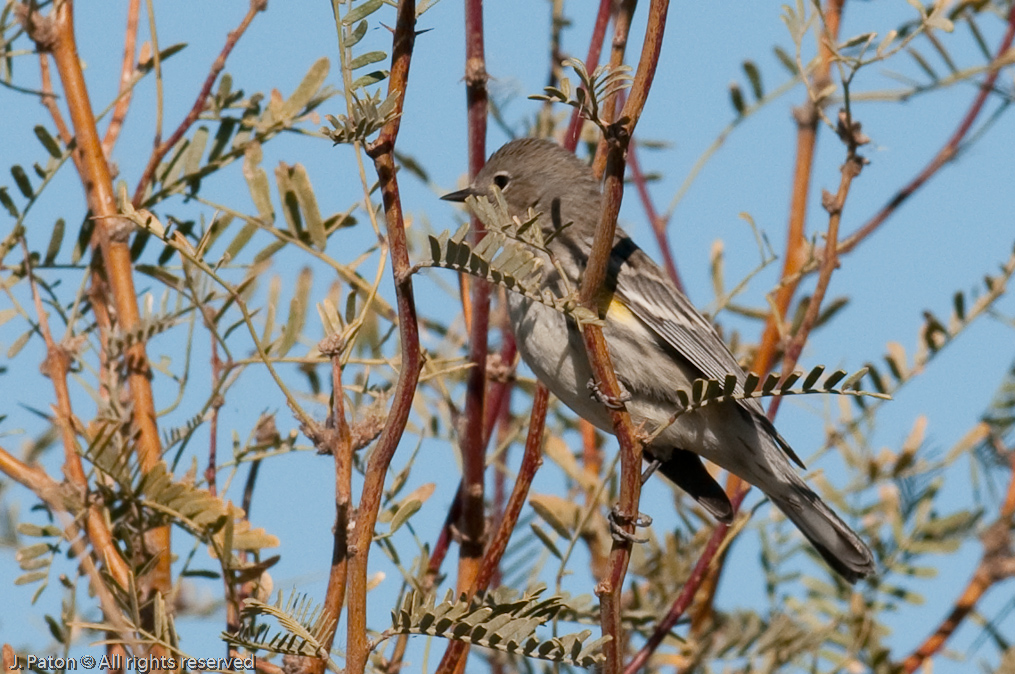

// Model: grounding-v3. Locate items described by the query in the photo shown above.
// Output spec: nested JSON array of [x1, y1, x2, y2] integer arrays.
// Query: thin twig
[[38, 57, 70, 144], [900, 447, 1015, 672], [434, 385, 549, 674], [406, 331, 518, 668], [38, 53, 81, 174], [102, 0, 140, 156], [624, 488, 748, 673], [18, 240, 133, 589], [627, 136, 683, 291], [131, 0, 266, 207], [836, 3, 1015, 257], [0, 444, 137, 646], [752, 0, 844, 381], [563, 0, 613, 152], [592, 0, 638, 178], [311, 336, 356, 674], [770, 111, 864, 417]]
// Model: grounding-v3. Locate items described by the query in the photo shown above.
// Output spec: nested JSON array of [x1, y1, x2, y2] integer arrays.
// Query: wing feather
[[609, 236, 805, 468]]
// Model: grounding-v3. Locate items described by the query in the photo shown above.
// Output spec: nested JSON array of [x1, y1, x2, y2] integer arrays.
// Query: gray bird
[[443, 138, 876, 582]]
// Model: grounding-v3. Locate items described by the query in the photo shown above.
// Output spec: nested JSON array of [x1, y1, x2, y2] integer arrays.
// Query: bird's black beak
[[441, 187, 477, 203]]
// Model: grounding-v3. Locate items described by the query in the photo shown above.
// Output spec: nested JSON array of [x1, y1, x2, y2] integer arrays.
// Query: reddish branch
[[416, 327, 517, 640], [20, 243, 132, 590], [0, 444, 136, 642], [434, 385, 550, 674], [131, 0, 266, 207], [455, 0, 492, 616], [38, 54, 84, 174], [627, 137, 683, 291], [752, 0, 845, 381], [592, 0, 638, 178], [439, 5, 492, 670], [344, 1, 419, 672], [308, 335, 356, 674], [771, 112, 865, 417], [563, 0, 613, 152], [573, 2, 669, 672], [102, 0, 140, 156], [624, 487, 748, 674]]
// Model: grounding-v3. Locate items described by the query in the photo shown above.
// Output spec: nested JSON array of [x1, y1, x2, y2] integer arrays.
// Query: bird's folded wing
[[611, 239, 805, 468]]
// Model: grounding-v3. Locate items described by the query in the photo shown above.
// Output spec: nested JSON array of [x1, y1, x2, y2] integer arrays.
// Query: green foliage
[[14, 522, 61, 602], [530, 57, 633, 132], [387, 585, 609, 668], [676, 365, 884, 411], [225, 590, 335, 659], [137, 57, 336, 208], [419, 189, 601, 326], [324, 89, 400, 145]]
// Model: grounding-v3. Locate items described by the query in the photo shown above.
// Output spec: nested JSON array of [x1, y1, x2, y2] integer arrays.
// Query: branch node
[[16, 3, 59, 52], [835, 108, 870, 152], [484, 352, 514, 383], [792, 102, 818, 129], [821, 189, 839, 215], [465, 57, 488, 87], [318, 333, 347, 358]]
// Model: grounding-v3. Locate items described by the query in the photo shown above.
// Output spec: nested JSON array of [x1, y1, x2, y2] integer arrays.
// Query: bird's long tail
[[767, 476, 876, 583]]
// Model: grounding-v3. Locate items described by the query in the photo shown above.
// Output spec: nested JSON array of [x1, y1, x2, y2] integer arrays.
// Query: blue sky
[[2, 1, 1014, 671]]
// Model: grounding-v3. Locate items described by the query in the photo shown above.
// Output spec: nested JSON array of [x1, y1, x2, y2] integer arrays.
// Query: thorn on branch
[[395, 265, 416, 285], [349, 409, 387, 452], [307, 423, 338, 455], [448, 519, 487, 547], [39, 343, 71, 380], [465, 56, 489, 86]]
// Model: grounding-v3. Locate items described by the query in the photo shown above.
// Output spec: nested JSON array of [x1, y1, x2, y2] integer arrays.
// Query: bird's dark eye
[[492, 172, 510, 190]]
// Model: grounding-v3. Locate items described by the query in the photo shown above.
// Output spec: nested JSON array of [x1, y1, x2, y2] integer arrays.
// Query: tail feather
[[653, 448, 734, 523], [769, 485, 876, 583]]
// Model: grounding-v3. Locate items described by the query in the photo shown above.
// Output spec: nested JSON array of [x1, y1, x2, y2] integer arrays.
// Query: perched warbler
[[443, 138, 875, 582]]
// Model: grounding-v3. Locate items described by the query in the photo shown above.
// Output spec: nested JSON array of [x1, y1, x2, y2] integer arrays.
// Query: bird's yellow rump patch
[[602, 294, 637, 325]]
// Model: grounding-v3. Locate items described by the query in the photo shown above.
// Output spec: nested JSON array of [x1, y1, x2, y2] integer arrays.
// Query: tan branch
[[42, 0, 172, 633]]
